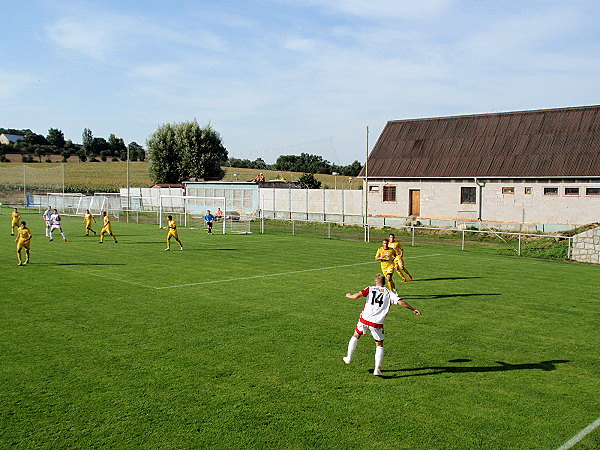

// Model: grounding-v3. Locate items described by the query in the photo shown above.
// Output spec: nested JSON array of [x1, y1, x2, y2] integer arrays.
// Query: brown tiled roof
[[361, 105, 600, 178]]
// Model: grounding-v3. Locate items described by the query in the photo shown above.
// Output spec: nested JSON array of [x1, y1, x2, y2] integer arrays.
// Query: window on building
[[524, 187, 532, 195], [565, 187, 579, 196], [382, 185, 396, 202], [461, 187, 476, 204], [586, 187, 600, 196], [502, 187, 515, 194], [544, 187, 559, 195], [369, 185, 379, 192]]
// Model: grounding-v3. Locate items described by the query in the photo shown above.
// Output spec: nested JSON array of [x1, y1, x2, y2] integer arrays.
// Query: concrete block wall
[[571, 227, 600, 264]]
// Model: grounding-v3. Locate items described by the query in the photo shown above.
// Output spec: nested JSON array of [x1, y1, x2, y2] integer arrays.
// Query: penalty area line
[[155, 253, 442, 290], [556, 416, 600, 450]]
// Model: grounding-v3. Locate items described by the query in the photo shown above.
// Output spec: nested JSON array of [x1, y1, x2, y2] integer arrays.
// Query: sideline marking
[[155, 253, 442, 290], [557, 417, 600, 450]]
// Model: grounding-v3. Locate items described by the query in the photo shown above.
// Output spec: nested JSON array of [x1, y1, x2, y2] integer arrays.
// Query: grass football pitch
[[1, 213, 599, 449]]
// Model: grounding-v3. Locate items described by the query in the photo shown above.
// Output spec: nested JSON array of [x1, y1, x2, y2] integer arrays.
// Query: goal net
[[159, 195, 227, 234], [74, 193, 122, 218], [226, 212, 254, 234], [46, 193, 85, 215]]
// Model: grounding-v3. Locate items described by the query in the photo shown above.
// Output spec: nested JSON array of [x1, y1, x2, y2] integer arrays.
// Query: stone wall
[[571, 227, 600, 264]]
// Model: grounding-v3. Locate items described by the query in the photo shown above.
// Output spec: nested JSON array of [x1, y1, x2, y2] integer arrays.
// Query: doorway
[[409, 189, 420, 216]]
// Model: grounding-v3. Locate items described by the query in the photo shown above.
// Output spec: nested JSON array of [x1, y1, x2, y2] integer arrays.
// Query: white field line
[[155, 253, 442, 290], [53, 253, 441, 290], [556, 417, 600, 450], [56, 265, 157, 289]]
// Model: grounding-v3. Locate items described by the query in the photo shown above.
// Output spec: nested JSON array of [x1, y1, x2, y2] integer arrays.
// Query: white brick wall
[[367, 180, 600, 226]]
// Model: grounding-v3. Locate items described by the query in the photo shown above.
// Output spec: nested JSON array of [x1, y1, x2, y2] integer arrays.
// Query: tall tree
[[47, 128, 66, 149], [147, 123, 180, 183], [147, 120, 228, 184]]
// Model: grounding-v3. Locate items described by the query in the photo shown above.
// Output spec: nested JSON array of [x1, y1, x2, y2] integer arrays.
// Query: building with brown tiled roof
[[362, 105, 600, 230]]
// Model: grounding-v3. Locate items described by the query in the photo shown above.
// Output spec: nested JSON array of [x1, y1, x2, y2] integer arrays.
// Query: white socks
[[375, 346, 384, 371], [345, 336, 359, 362]]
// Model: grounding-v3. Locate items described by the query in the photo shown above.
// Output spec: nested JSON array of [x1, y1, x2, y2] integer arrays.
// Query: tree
[[147, 120, 228, 184], [47, 128, 66, 149], [298, 173, 322, 189], [147, 123, 180, 183], [82, 128, 93, 150], [274, 153, 332, 174], [23, 132, 48, 147], [128, 142, 144, 161], [108, 134, 127, 159]]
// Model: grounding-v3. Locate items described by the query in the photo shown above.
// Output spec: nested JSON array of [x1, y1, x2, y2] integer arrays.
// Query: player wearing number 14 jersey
[[343, 273, 422, 376]]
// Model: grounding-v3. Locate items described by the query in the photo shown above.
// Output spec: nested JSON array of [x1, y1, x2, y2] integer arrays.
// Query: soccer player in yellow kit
[[375, 238, 397, 292], [99, 211, 118, 243], [15, 221, 31, 266], [11, 208, 21, 235], [388, 233, 413, 282], [164, 215, 183, 251], [83, 209, 97, 236]]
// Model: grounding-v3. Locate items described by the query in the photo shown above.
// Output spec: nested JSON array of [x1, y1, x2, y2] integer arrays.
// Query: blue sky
[[2, 0, 599, 164]]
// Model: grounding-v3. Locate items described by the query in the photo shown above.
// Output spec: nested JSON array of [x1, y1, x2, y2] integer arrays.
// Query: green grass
[[1, 213, 599, 448]]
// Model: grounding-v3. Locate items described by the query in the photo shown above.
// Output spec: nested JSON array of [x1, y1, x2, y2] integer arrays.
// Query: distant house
[[361, 105, 600, 230], [0, 133, 24, 145]]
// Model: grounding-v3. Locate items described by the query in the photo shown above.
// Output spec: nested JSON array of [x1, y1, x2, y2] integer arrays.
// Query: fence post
[[567, 237, 571, 259], [462, 230, 465, 251], [518, 234, 522, 256], [292, 219, 295, 236], [411, 226, 415, 246], [328, 222, 331, 239]]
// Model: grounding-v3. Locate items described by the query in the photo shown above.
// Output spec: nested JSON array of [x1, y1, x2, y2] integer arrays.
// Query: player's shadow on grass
[[411, 276, 481, 282], [376, 359, 570, 379], [405, 293, 501, 300]]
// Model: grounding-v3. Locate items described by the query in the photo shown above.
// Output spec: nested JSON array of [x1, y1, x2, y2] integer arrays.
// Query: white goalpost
[[159, 195, 227, 234]]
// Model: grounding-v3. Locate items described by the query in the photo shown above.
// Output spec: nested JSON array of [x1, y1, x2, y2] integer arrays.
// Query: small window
[[544, 187, 558, 196], [461, 187, 476, 204], [382, 185, 396, 202], [369, 185, 379, 192], [586, 187, 600, 196], [502, 187, 515, 194], [565, 187, 579, 196], [524, 187, 532, 195]]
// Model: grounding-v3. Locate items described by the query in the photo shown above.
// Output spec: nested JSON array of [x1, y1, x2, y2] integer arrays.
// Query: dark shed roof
[[361, 105, 600, 178]]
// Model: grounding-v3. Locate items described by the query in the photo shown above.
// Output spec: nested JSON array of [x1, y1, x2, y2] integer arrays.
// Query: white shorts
[[50, 224, 62, 232], [45, 219, 50, 227], [356, 320, 385, 342]]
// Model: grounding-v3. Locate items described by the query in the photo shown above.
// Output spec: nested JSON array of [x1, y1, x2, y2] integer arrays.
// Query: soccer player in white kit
[[343, 273, 421, 376], [43, 206, 53, 237], [48, 209, 67, 242]]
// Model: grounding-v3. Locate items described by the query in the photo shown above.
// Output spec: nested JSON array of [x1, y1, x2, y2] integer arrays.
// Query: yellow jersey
[[389, 241, 404, 258], [84, 213, 94, 223], [167, 220, 178, 236], [103, 215, 110, 226], [11, 211, 21, 224], [376, 247, 397, 262], [17, 226, 32, 247]]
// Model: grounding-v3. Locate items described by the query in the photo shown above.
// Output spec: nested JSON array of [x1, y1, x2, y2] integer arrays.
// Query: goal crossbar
[[159, 195, 227, 234]]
